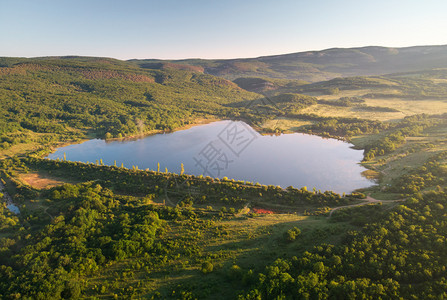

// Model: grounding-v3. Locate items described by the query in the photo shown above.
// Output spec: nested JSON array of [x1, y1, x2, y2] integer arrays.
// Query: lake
[[47, 120, 375, 194]]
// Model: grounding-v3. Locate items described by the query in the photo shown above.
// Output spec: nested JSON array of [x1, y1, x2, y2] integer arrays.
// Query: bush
[[201, 261, 214, 274], [284, 227, 301, 242]]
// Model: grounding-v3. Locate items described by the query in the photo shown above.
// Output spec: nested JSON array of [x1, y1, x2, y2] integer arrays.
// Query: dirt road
[[328, 195, 404, 218]]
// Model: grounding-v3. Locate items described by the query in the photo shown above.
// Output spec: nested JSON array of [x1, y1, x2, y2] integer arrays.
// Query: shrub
[[201, 261, 214, 274], [284, 227, 301, 242]]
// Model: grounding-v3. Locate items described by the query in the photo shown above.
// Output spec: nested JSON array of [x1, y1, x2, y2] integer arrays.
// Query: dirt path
[[43, 206, 53, 220], [328, 195, 404, 218]]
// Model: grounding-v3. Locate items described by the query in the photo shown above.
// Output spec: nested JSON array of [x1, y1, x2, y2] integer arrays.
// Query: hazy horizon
[[1, 43, 447, 61], [1, 0, 447, 60]]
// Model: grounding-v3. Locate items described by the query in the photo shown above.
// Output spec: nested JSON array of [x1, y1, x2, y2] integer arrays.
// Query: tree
[[180, 163, 185, 175], [313, 261, 325, 273], [284, 227, 301, 242], [201, 261, 214, 274], [61, 280, 82, 299], [328, 87, 340, 95]]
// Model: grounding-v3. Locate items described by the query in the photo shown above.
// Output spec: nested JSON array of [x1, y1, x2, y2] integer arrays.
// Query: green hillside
[[0, 57, 259, 157]]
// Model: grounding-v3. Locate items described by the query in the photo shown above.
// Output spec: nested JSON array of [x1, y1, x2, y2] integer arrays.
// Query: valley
[[0, 47, 446, 298]]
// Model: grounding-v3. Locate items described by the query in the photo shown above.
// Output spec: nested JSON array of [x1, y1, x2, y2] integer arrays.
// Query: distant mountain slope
[[294, 68, 447, 98], [130, 45, 447, 82]]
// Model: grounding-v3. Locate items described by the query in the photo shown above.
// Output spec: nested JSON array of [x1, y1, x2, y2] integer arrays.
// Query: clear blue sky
[[1, 0, 446, 59]]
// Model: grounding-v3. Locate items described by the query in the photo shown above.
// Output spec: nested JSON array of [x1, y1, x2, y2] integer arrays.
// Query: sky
[[1, 0, 447, 60]]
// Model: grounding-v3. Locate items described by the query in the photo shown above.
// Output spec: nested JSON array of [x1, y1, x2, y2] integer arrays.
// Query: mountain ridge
[[129, 44, 447, 82], [3, 44, 447, 82]]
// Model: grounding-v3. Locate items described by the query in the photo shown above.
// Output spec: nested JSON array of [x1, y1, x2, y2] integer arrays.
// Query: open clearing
[[299, 99, 447, 122], [364, 98, 447, 115], [299, 87, 447, 122], [19, 171, 79, 189], [261, 118, 313, 132]]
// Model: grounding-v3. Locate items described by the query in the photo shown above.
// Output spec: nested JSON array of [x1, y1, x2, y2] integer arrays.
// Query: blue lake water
[[47, 120, 375, 194]]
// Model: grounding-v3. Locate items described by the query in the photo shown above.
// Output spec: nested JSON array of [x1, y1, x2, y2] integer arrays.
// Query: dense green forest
[[1, 53, 447, 299], [238, 190, 447, 299]]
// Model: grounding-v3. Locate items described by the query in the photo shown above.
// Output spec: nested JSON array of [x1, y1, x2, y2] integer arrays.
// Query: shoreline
[[43, 117, 222, 158], [106, 117, 222, 142]]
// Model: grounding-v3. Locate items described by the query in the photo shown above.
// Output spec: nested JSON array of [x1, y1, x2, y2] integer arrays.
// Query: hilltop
[[130, 44, 447, 82]]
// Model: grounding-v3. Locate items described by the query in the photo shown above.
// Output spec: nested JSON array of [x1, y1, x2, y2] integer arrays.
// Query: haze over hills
[[130, 44, 447, 82]]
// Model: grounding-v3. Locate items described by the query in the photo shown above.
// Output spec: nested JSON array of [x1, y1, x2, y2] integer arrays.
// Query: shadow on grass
[[139, 216, 356, 299]]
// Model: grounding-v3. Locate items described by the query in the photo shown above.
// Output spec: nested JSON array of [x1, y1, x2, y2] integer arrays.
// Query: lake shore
[[44, 117, 222, 158], [106, 117, 222, 142]]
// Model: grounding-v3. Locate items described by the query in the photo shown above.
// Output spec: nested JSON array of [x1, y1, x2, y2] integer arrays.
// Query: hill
[[130, 45, 447, 82], [0, 56, 259, 157]]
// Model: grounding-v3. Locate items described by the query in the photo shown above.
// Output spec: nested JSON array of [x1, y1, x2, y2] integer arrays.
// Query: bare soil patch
[[19, 172, 78, 189]]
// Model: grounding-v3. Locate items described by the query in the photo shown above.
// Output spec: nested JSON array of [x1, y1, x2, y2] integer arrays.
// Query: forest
[[0, 151, 446, 298]]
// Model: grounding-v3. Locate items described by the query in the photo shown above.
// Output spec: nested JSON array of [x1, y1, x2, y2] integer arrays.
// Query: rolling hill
[[130, 44, 447, 82], [0, 56, 259, 157]]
